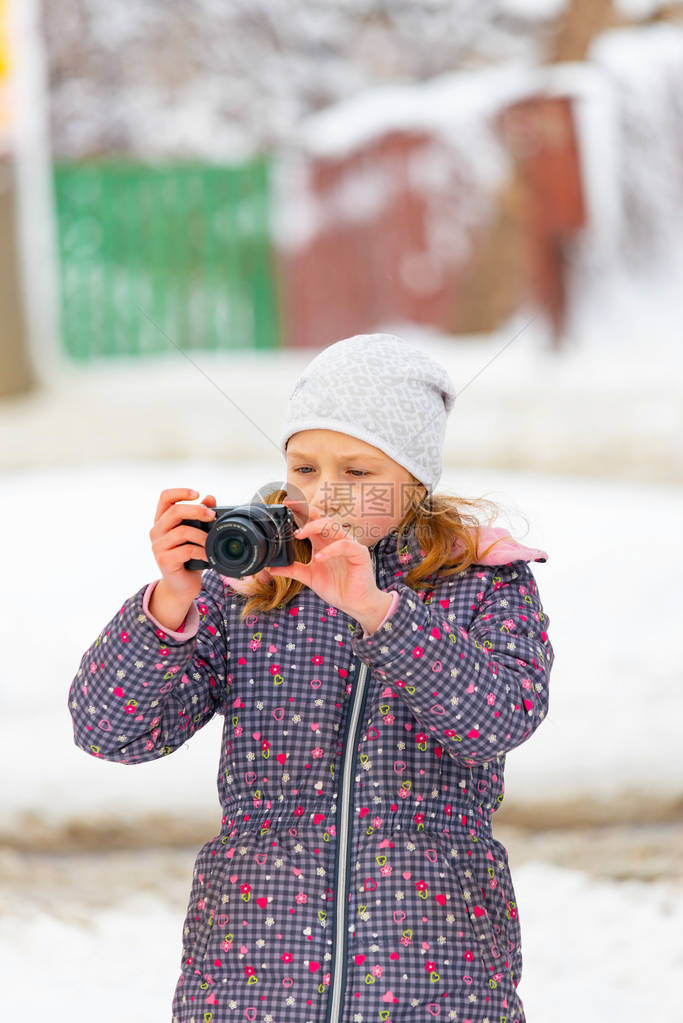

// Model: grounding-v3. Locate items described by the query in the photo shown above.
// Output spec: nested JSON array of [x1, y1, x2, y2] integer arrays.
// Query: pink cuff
[[142, 580, 200, 641], [362, 589, 401, 638]]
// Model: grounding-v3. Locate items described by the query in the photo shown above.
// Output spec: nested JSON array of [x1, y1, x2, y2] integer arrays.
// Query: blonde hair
[[232, 477, 509, 623]]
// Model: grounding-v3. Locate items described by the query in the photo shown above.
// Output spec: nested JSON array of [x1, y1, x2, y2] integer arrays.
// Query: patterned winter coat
[[68, 522, 554, 1023]]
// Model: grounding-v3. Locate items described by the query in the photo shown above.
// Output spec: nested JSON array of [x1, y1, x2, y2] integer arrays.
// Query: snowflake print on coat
[[68, 521, 553, 1023]]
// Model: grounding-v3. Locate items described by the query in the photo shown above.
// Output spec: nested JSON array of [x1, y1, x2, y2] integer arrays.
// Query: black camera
[[181, 503, 298, 578]]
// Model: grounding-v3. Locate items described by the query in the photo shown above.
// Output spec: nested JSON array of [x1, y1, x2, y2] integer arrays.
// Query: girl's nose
[[311, 478, 344, 517]]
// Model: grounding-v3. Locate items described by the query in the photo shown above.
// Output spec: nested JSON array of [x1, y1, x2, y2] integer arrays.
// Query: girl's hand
[[149, 488, 217, 603], [268, 499, 389, 625]]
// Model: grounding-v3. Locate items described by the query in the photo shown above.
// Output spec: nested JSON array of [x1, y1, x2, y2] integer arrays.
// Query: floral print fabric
[[68, 523, 553, 1023]]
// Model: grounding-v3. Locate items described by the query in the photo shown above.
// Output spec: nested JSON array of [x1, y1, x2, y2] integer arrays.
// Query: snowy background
[[3, 1, 683, 1020]]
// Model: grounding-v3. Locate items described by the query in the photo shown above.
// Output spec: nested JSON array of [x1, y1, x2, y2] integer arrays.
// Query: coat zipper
[[325, 545, 378, 1023]]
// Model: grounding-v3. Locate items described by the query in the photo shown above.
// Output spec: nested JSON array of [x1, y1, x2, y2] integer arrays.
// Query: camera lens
[[225, 536, 246, 559], [206, 507, 277, 576], [213, 525, 264, 573]]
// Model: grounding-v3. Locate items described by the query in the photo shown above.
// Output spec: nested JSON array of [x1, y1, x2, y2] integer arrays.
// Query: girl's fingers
[[269, 561, 310, 586], [295, 517, 351, 545], [283, 498, 321, 527], [314, 538, 366, 563], [151, 501, 214, 541], [154, 488, 199, 523], [283, 498, 313, 509], [172, 524, 211, 548], [170, 544, 208, 569]]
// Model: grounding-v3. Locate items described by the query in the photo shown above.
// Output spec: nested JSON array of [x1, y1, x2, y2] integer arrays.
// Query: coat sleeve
[[349, 560, 553, 766], [67, 573, 230, 764]]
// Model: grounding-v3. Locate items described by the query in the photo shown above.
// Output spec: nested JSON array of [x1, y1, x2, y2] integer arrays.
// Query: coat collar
[[370, 521, 548, 575]]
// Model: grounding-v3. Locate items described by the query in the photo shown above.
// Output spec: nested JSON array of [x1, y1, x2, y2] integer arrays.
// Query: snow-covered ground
[[4, 305, 683, 482]]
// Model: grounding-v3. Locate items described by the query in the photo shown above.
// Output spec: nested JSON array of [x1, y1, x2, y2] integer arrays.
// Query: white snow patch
[[499, 0, 569, 19], [515, 862, 683, 1020]]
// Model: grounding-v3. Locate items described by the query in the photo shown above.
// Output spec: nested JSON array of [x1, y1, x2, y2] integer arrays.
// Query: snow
[[2, 316, 682, 480], [515, 863, 683, 1019], [614, 0, 671, 18], [41, 0, 533, 161], [0, 890, 184, 1020], [498, 0, 568, 19], [587, 23, 683, 265], [291, 64, 536, 160]]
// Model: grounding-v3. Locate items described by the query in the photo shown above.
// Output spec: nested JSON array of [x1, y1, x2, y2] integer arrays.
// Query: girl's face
[[285, 429, 425, 548]]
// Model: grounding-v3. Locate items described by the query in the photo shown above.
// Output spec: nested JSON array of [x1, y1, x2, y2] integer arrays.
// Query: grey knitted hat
[[279, 333, 457, 494]]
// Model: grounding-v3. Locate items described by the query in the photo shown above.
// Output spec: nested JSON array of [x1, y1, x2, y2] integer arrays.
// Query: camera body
[[181, 503, 297, 578]]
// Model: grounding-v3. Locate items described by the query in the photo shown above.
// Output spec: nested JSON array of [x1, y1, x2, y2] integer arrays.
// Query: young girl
[[69, 332, 554, 1023]]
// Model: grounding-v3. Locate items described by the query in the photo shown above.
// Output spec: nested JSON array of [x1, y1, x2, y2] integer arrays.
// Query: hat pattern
[[279, 333, 457, 494]]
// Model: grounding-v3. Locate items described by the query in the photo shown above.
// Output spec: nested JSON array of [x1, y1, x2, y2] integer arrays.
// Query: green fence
[[53, 160, 280, 360]]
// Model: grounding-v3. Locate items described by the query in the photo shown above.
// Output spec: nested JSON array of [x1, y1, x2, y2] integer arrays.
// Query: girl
[[68, 332, 554, 1023]]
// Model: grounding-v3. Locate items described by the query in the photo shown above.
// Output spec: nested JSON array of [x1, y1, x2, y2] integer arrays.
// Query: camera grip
[[180, 516, 210, 572]]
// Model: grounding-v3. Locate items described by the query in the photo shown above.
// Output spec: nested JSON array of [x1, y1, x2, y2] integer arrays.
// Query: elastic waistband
[[217, 798, 493, 838]]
